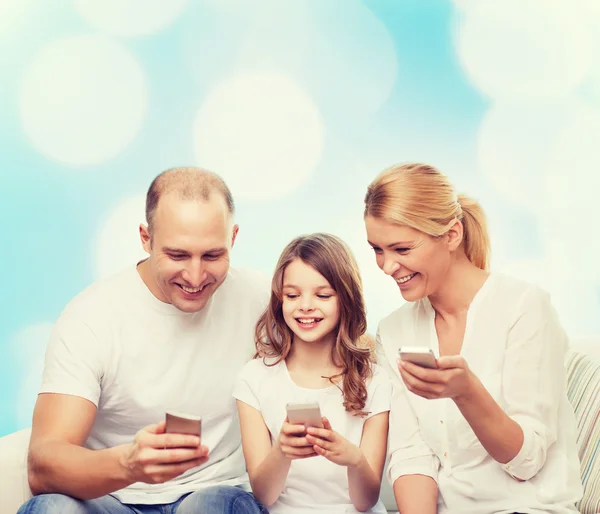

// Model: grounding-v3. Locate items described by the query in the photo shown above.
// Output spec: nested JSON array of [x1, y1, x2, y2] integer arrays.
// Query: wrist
[[113, 444, 134, 483], [347, 447, 366, 469], [454, 371, 479, 407]]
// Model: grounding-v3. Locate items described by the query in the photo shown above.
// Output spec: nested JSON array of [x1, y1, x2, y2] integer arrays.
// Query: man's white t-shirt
[[40, 265, 269, 504], [233, 358, 391, 514]]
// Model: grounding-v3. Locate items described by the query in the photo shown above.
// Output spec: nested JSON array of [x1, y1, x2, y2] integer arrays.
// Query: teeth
[[396, 273, 416, 284], [297, 318, 320, 324], [181, 285, 203, 293]]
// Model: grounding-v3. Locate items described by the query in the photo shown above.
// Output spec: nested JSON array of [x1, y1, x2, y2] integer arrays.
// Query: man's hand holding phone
[[119, 413, 209, 485]]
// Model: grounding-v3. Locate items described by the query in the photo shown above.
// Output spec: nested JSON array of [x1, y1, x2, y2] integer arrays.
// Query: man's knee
[[18, 494, 86, 514], [177, 486, 266, 514]]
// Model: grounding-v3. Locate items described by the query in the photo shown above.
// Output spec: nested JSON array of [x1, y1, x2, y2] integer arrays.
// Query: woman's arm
[[393, 474, 438, 514]]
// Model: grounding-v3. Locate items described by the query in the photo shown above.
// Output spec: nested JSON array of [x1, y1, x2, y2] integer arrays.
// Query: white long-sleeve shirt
[[378, 273, 582, 514]]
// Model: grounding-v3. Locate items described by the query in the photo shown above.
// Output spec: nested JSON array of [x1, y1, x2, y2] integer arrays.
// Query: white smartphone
[[165, 410, 202, 440], [285, 402, 324, 429], [398, 346, 438, 369]]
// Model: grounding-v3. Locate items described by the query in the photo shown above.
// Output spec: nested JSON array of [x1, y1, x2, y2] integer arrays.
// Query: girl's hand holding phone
[[305, 417, 363, 467], [276, 417, 318, 460]]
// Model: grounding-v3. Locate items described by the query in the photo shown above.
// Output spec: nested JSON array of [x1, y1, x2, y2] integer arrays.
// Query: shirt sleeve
[[365, 365, 392, 419], [232, 359, 262, 411], [500, 285, 568, 481], [376, 330, 440, 485], [40, 310, 105, 406]]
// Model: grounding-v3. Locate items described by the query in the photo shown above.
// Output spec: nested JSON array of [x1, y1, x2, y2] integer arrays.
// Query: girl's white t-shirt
[[233, 358, 391, 514]]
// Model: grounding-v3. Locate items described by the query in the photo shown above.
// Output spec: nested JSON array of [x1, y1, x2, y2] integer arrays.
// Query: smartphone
[[285, 402, 324, 429], [165, 410, 202, 439], [398, 346, 438, 369]]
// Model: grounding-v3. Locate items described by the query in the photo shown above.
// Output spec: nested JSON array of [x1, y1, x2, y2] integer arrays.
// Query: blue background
[[2, 0, 599, 436]]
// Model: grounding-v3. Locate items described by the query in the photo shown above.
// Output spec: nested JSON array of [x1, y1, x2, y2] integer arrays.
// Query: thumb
[[436, 355, 466, 370], [322, 417, 332, 430], [153, 420, 167, 434]]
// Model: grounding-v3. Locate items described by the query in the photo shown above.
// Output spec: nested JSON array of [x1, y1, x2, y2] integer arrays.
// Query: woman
[[364, 162, 582, 514]]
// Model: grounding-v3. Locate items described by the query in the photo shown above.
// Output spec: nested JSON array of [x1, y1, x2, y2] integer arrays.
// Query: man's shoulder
[[220, 267, 271, 299], [62, 267, 138, 319]]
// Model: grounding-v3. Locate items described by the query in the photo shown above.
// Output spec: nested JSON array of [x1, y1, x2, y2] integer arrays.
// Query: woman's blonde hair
[[255, 233, 372, 416], [364, 162, 490, 270]]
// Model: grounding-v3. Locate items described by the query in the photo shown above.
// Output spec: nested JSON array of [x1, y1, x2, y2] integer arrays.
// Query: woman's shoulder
[[488, 273, 552, 310]]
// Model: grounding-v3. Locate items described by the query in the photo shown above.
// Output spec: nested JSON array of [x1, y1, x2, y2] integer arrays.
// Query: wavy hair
[[255, 233, 372, 416]]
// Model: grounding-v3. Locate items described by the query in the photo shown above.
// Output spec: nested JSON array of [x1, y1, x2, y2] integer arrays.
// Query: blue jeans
[[17, 485, 268, 514]]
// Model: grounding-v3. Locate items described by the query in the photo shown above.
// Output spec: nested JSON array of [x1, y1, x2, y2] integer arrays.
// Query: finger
[[437, 355, 467, 370], [283, 444, 320, 457], [305, 427, 334, 441], [282, 423, 308, 436], [154, 421, 166, 434], [322, 417, 333, 431], [289, 451, 318, 460], [144, 446, 208, 465], [313, 445, 330, 458], [305, 434, 332, 450], [281, 435, 312, 448], [401, 368, 443, 395], [152, 433, 201, 449], [144, 457, 208, 483], [400, 360, 444, 382]]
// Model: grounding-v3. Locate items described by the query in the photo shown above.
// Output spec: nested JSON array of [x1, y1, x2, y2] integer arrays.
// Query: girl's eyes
[[284, 294, 333, 299]]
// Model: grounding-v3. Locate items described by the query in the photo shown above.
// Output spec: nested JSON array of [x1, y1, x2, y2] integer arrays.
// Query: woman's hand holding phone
[[398, 354, 476, 402], [305, 417, 363, 468]]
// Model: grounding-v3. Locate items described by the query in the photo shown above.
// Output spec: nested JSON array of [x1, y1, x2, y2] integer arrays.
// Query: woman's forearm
[[455, 375, 524, 464], [347, 453, 381, 511]]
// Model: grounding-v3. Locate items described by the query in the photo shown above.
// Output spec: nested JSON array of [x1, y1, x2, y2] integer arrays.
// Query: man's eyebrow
[[162, 247, 189, 254]]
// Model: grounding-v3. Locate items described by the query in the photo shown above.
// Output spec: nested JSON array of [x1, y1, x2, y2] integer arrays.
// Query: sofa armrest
[[0, 428, 33, 514]]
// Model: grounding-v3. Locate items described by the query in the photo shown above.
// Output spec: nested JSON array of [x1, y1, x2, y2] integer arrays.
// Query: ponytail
[[458, 194, 490, 271]]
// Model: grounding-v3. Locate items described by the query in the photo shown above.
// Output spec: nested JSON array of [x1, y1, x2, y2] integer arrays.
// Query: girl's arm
[[236, 400, 315, 506], [347, 411, 389, 511]]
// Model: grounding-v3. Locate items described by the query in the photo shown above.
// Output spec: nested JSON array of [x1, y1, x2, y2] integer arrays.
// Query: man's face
[[139, 192, 238, 313]]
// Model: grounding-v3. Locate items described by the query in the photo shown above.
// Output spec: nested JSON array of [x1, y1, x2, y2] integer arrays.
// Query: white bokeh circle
[[20, 35, 147, 167], [184, 0, 397, 118], [455, 0, 591, 103], [193, 73, 325, 201], [478, 101, 577, 213], [94, 195, 148, 280], [73, 0, 189, 37], [11, 323, 53, 428]]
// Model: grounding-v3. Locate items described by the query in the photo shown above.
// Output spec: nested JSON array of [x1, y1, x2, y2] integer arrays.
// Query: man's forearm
[[29, 440, 133, 500]]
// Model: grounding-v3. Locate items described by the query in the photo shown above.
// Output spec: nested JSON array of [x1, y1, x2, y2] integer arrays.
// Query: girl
[[233, 233, 391, 513], [364, 162, 582, 514]]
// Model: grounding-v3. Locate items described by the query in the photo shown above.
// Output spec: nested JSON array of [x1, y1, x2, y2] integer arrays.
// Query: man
[[18, 167, 270, 513]]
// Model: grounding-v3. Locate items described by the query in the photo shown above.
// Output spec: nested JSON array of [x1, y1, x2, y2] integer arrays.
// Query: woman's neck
[[427, 254, 490, 321]]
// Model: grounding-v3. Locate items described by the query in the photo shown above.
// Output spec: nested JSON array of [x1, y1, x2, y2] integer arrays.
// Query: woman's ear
[[446, 219, 463, 251]]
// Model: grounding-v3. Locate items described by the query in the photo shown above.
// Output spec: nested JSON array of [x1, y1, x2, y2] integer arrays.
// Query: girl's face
[[281, 258, 340, 347], [365, 215, 452, 302]]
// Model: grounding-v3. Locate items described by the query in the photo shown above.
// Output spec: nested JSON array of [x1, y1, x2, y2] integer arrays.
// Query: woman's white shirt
[[233, 359, 391, 514], [378, 273, 582, 514]]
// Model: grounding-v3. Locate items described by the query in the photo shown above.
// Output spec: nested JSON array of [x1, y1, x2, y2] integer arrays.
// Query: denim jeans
[[17, 485, 268, 514]]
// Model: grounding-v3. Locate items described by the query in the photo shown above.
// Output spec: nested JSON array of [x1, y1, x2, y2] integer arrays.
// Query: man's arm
[[28, 393, 208, 499]]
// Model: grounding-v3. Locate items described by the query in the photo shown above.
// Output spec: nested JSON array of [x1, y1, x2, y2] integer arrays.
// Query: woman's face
[[364, 215, 452, 302]]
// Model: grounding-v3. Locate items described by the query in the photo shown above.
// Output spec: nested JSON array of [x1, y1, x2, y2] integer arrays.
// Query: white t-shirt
[[40, 265, 270, 504], [233, 358, 391, 514], [378, 273, 583, 514]]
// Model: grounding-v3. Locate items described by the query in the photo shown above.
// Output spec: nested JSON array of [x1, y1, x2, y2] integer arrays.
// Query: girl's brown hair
[[255, 233, 372, 416]]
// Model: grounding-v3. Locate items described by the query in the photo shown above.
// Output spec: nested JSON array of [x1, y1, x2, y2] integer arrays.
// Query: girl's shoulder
[[238, 355, 284, 381]]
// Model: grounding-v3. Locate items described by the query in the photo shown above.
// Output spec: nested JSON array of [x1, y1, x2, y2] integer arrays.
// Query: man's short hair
[[145, 167, 235, 233]]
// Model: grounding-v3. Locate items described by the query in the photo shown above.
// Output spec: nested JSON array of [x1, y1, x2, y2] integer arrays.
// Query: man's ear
[[447, 219, 463, 252], [231, 224, 239, 248], [140, 223, 152, 254]]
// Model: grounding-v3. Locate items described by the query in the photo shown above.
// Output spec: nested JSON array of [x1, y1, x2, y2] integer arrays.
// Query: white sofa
[[1, 339, 599, 514]]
